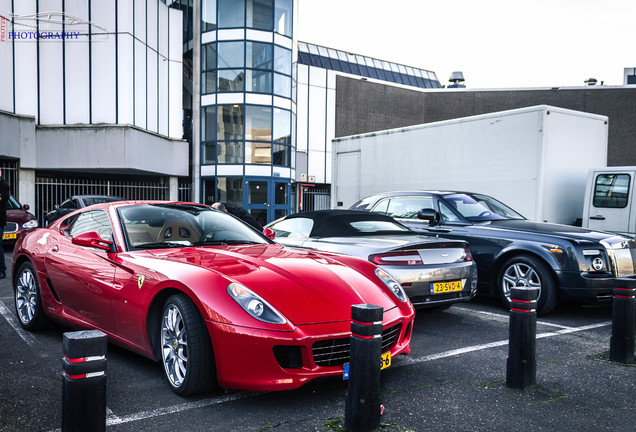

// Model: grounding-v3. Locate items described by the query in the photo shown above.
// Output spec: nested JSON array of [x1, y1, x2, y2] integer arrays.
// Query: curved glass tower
[[198, 0, 295, 226]]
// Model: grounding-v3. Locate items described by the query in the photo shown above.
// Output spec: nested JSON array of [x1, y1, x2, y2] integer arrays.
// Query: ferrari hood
[[145, 244, 401, 325]]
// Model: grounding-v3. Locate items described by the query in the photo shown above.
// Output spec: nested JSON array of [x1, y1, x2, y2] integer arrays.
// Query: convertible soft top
[[284, 210, 410, 237]]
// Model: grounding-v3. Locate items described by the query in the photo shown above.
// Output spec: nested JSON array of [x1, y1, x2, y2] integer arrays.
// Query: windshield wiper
[[194, 239, 264, 246], [134, 241, 192, 249]]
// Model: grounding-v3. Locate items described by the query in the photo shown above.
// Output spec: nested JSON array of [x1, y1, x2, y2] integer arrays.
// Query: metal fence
[[35, 176, 172, 225], [0, 159, 19, 199], [298, 185, 331, 212]]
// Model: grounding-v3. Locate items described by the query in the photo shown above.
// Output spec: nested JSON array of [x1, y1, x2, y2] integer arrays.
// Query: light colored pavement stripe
[[397, 320, 612, 366], [104, 391, 263, 426], [0, 299, 39, 348], [48, 392, 264, 432], [452, 306, 583, 330]]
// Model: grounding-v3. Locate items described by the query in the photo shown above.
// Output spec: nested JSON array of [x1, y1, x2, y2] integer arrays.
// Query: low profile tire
[[497, 255, 558, 315], [14, 262, 48, 330], [160, 293, 217, 396]]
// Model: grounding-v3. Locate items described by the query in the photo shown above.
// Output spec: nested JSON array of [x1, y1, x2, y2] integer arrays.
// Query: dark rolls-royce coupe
[[352, 191, 636, 315]]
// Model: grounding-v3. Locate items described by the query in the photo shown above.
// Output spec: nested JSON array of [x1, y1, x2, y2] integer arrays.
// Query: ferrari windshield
[[118, 204, 269, 249], [443, 193, 525, 221]]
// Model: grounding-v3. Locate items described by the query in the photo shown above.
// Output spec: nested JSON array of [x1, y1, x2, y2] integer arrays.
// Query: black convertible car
[[352, 191, 636, 314]]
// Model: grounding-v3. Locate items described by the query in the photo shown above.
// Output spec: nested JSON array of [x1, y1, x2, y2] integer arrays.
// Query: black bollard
[[506, 287, 538, 390], [62, 330, 108, 432], [345, 304, 383, 432], [609, 279, 636, 363]]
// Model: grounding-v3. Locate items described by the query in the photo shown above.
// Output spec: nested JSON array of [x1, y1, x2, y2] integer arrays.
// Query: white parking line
[[48, 391, 264, 431], [0, 299, 42, 351], [397, 320, 612, 366], [452, 306, 584, 330]]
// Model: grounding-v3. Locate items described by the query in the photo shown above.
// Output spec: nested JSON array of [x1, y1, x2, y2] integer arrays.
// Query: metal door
[[585, 172, 633, 236]]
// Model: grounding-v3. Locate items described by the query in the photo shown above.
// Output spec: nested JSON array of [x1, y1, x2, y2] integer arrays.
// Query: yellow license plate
[[430, 280, 462, 294], [343, 351, 392, 380], [380, 351, 391, 370], [2, 233, 17, 240]]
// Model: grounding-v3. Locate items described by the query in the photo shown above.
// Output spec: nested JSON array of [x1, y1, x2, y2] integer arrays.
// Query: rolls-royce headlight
[[591, 257, 605, 271], [375, 268, 408, 303], [227, 283, 286, 324]]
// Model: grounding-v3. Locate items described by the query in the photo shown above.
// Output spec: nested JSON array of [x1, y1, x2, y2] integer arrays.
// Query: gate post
[[345, 304, 383, 432], [506, 287, 538, 390], [62, 330, 108, 432], [610, 278, 636, 363]]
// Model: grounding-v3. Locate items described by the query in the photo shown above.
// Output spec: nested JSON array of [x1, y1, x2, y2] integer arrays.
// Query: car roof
[[283, 210, 408, 237], [72, 194, 126, 200]]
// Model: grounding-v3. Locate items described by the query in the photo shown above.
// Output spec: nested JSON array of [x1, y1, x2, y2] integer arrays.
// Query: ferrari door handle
[[589, 215, 606, 220], [51, 245, 59, 252]]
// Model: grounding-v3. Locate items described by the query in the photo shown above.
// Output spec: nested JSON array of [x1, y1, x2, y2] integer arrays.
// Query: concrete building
[[0, 0, 187, 222]]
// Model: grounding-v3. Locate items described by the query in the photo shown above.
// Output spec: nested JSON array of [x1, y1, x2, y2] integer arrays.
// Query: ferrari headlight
[[375, 268, 408, 303], [227, 283, 286, 324], [23, 220, 38, 229]]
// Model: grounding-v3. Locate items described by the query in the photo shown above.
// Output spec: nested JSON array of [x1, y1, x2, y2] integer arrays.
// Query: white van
[[583, 167, 636, 238]]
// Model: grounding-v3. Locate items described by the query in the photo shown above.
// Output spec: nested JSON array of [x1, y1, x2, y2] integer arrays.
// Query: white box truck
[[333, 105, 608, 226]]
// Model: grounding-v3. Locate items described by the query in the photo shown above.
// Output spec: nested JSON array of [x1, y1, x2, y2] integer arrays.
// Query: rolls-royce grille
[[312, 324, 402, 367], [4, 222, 17, 233], [604, 239, 636, 277]]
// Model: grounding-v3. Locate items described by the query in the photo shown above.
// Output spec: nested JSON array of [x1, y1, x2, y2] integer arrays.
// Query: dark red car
[[3, 196, 38, 243], [12, 201, 414, 396]]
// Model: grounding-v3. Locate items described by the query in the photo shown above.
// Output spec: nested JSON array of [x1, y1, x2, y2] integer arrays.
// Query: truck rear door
[[584, 170, 634, 236]]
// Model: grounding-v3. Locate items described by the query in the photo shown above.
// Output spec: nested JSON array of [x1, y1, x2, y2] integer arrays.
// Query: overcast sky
[[296, 0, 636, 89]]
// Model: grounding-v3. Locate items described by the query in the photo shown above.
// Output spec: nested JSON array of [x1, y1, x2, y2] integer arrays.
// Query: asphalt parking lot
[[0, 248, 634, 432]]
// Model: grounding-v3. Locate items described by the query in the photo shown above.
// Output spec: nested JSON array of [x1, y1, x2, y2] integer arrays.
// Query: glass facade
[[297, 42, 442, 89], [200, 0, 295, 225]]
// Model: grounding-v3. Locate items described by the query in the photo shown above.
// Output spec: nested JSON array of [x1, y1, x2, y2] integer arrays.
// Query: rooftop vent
[[584, 78, 598, 86], [448, 71, 466, 88]]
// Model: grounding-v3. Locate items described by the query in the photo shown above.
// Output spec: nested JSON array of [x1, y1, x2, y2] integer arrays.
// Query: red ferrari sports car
[[12, 201, 414, 396]]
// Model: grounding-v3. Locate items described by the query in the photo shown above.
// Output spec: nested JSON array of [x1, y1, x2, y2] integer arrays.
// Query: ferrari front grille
[[4, 222, 17, 233], [312, 323, 403, 367]]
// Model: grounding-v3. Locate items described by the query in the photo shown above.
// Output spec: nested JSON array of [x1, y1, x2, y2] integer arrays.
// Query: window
[[217, 177, 243, 206], [217, 141, 244, 163], [69, 210, 113, 242], [274, 73, 291, 98], [217, 105, 244, 140], [247, 42, 272, 69], [202, 142, 216, 164], [202, 106, 216, 141], [270, 217, 313, 238], [202, 0, 217, 31], [246, 142, 271, 164], [60, 199, 78, 210], [439, 202, 461, 222], [218, 69, 245, 92], [593, 174, 631, 208], [275, 182, 288, 204], [272, 144, 290, 166], [274, 45, 292, 76], [247, 0, 273, 31], [218, 41, 244, 68], [274, 0, 292, 36], [218, 0, 244, 28], [245, 105, 272, 141], [273, 108, 291, 143], [386, 197, 434, 219]]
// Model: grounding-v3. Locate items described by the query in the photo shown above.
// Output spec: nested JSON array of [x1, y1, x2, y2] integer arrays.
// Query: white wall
[[1, 0, 182, 139]]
